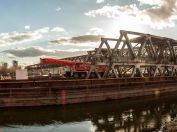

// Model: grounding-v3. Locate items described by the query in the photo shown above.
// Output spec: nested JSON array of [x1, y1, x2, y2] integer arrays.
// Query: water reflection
[[1, 94, 177, 132]]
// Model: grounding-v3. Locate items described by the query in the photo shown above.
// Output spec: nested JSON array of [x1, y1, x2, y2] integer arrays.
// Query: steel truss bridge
[[64, 30, 177, 79]]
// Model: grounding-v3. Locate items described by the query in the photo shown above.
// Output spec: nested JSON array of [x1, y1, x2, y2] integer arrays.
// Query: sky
[[0, 0, 177, 66]]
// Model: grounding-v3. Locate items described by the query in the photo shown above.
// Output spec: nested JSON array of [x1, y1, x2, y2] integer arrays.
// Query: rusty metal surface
[[0, 77, 177, 107]]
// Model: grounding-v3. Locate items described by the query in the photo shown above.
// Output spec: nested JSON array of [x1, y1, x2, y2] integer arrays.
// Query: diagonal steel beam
[[123, 33, 135, 59]]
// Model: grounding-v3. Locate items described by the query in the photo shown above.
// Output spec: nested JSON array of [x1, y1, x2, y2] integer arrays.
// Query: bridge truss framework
[[65, 30, 177, 79]]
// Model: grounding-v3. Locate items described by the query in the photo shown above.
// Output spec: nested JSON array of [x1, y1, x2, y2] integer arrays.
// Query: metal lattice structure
[[86, 30, 177, 78]]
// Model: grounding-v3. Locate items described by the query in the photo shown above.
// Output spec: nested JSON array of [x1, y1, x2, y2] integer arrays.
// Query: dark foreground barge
[[0, 76, 177, 107]]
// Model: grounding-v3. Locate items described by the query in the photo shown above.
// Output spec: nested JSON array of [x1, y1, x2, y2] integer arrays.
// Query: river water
[[0, 93, 177, 132]]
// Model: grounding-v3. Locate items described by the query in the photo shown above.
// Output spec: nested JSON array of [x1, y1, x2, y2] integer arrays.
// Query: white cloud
[[2, 46, 87, 58], [56, 7, 61, 12], [0, 31, 42, 45], [6, 53, 16, 59], [85, 4, 140, 18], [137, 0, 161, 5], [96, 0, 104, 4], [0, 26, 66, 46], [85, 0, 177, 29], [35, 27, 50, 33], [0, 27, 50, 45], [51, 27, 65, 32], [49, 35, 103, 44], [86, 27, 104, 35], [24, 25, 30, 30]]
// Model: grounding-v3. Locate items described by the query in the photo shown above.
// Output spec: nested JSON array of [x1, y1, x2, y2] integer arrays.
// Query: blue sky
[[0, 0, 177, 66]]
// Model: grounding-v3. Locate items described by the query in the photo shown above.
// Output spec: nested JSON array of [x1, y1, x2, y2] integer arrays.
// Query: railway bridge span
[[65, 30, 177, 78]]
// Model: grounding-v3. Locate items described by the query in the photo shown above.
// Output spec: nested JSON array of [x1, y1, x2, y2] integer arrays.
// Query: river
[[0, 93, 177, 132]]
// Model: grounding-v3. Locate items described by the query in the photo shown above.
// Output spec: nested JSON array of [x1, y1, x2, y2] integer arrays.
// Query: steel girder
[[86, 30, 177, 78]]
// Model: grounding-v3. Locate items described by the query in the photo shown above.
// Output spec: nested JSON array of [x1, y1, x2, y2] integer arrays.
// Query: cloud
[[56, 7, 61, 12], [142, 0, 177, 29], [86, 27, 103, 35], [137, 0, 161, 5], [51, 27, 65, 32], [2, 47, 87, 58], [49, 35, 103, 44], [35, 27, 50, 33], [85, 0, 177, 29], [85, 4, 140, 18], [6, 53, 16, 59], [0, 31, 42, 45], [96, 0, 104, 4], [0, 26, 64, 45], [2, 47, 52, 57], [24, 25, 30, 30], [145, 0, 177, 21]]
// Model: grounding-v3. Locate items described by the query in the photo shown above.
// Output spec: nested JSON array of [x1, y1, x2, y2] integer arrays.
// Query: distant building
[[12, 60, 18, 67], [2, 62, 8, 68]]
